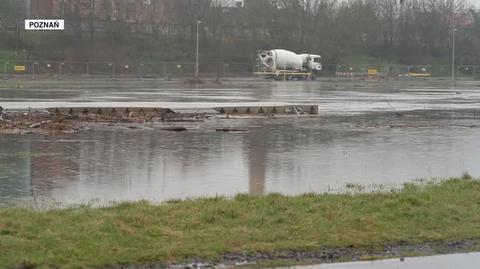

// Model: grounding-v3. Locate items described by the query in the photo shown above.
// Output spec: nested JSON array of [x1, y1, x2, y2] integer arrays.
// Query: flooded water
[[2, 79, 480, 115], [1, 80, 480, 206], [281, 252, 480, 269]]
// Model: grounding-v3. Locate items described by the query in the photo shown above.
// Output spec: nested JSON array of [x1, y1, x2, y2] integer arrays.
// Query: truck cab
[[301, 54, 322, 72], [256, 50, 322, 80]]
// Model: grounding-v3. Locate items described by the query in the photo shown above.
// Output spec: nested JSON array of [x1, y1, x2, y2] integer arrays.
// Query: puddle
[[279, 252, 480, 269]]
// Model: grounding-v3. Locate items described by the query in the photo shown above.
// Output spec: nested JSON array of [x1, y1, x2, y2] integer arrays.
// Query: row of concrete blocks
[[48, 107, 175, 115], [47, 105, 319, 116], [214, 105, 319, 115]]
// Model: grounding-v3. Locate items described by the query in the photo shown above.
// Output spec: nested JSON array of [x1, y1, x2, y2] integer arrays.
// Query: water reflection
[[248, 132, 267, 195], [1, 116, 480, 207], [0, 137, 33, 206]]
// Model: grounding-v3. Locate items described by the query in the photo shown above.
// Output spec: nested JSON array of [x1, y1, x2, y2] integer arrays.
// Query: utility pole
[[15, 18, 20, 52], [452, 28, 457, 82], [196, 20, 202, 80]]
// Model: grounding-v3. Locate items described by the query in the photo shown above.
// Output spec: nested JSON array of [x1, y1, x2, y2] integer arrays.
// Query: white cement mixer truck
[[256, 49, 322, 80]]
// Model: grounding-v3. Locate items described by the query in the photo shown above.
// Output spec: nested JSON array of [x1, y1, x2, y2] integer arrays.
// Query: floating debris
[[215, 128, 248, 132], [0, 110, 203, 134], [162, 127, 187, 132]]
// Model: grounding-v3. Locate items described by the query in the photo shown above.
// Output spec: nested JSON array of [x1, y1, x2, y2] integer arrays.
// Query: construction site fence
[[2, 61, 480, 79]]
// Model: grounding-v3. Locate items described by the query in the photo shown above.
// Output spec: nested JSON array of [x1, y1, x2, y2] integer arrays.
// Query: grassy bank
[[1, 178, 480, 268]]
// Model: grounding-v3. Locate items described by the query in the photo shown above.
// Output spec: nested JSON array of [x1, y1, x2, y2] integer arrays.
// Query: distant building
[[449, 12, 475, 28], [211, 0, 244, 8], [30, 0, 61, 17], [29, 0, 166, 24]]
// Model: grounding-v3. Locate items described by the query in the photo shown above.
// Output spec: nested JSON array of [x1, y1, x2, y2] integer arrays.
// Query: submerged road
[[1, 79, 480, 114]]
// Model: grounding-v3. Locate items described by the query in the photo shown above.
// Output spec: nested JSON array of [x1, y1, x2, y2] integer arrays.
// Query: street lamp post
[[452, 28, 457, 82], [196, 20, 202, 80]]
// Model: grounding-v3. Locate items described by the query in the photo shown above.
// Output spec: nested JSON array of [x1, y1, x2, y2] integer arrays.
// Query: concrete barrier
[[214, 105, 318, 115], [48, 107, 175, 115], [47, 104, 319, 116]]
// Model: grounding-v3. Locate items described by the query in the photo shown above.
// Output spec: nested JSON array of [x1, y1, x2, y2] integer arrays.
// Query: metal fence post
[[163, 62, 167, 80], [59, 62, 64, 79], [86, 62, 90, 77], [139, 63, 144, 79], [3, 62, 7, 80], [215, 62, 220, 82], [32, 62, 37, 80], [109, 63, 115, 79]]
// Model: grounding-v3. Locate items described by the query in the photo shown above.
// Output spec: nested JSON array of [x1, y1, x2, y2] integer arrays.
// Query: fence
[[329, 64, 480, 79], [0, 60, 258, 80], [2, 60, 480, 80]]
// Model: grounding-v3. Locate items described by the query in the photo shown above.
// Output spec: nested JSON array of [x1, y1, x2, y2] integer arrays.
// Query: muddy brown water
[[1, 79, 480, 207]]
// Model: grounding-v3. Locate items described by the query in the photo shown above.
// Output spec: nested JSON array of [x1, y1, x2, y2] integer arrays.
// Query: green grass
[[0, 49, 16, 61], [0, 49, 28, 62], [1, 177, 480, 268], [0, 49, 30, 76], [338, 55, 393, 65]]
